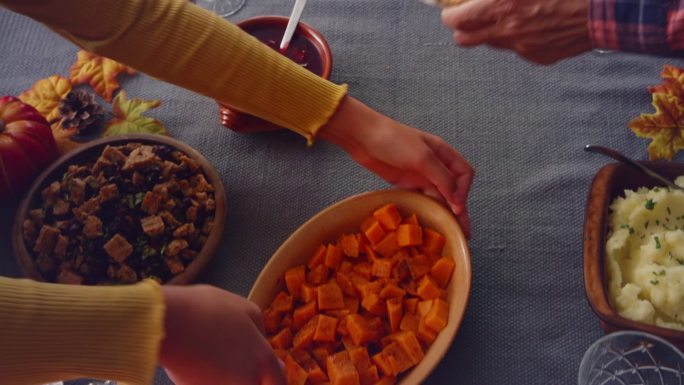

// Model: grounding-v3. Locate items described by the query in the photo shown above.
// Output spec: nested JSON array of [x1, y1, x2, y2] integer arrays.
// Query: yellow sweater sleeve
[[0, 277, 165, 385], [0, 0, 348, 143]]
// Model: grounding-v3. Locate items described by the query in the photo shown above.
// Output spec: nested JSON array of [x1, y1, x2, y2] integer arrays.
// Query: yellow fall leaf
[[104, 90, 167, 136], [18, 75, 72, 122], [629, 92, 684, 160], [69, 50, 136, 102]]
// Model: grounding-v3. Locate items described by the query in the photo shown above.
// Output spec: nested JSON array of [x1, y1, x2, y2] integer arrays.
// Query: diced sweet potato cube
[[399, 313, 419, 334], [269, 327, 293, 350], [271, 291, 294, 313], [350, 272, 370, 293], [406, 254, 432, 280], [358, 281, 382, 300], [373, 203, 402, 231], [416, 274, 441, 300], [308, 244, 328, 269], [327, 309, 351, 319], [353, 262, 373, 280], [336, 272, 356, 296], [339, 233, 360, 258], [417, 300, 434, 318], [361, 293, 386, 316], [314, 314, 339, 343], [371, 258, 394, 279], [382, 342, 414, 374], [337, 316, 350, 336], [390, 331, 424, 365], [293, 315, 319, 350], [325, 244, 343, 269], [403, 298, 418, 314], [318, 281, 345, 311], [402, 213, 419, 226], [301, 283, 318, 303], [313, 344, 336, 371], [308, 264, 330, 285], [392, 259, 411, 282], [360, 216, 377, 233], [379, 283, 406, 300], [422, 228, 446, 256], [344, 296, 360, 314], [396, 224, 423, 247], [375, 376, 397, 385], [348, 346, 372, 371], [285, 265, 306, 300], [293, 301, 318, 329], [291, 350, 328, 384], [372, 232, 399, 259], [363, 243, 380, 262], [340, 260, 353, 273], [346, 314, 379, 346], [364, 220, 386, 245], [386, 298, 403, 332], [372, 353, 394, 377], [263, 308, 282, 334], [401, 280, 417, 296], [425, 298, 449, 333], [327, 351, 361, 385], [417, 317, 437, 345], [431, 257, 455, 288], [359, 365, 380, 385], [284, 353, 309, 385]]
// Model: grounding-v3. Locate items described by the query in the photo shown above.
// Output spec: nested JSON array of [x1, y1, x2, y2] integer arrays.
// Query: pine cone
[[58, 90, 105, 134]]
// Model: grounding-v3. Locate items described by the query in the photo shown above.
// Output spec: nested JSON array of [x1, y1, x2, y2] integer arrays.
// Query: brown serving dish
[[584, 161, 684, 349], [217, 15, 333, 133], [12, 134, 227, 285]]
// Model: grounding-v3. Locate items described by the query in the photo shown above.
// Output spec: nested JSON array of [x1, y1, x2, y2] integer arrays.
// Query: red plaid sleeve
[[589, 0, 684, 56]]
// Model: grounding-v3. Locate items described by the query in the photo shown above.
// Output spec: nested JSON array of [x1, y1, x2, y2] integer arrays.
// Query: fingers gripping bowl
[[12, 134, 227, 285], [248, 190, 472, 385]]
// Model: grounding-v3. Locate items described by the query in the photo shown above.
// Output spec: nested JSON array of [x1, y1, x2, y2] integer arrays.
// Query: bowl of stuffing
[[12, 134, 227, 285]]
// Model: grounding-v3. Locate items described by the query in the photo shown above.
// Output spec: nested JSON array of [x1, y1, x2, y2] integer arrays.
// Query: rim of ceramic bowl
[[12, 134, 227, 285]]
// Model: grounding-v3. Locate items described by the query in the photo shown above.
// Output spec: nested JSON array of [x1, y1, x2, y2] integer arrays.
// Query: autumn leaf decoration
[[105, 91, 166, 136], [629, 65, 684, 160], [17, 50, 166, 155]]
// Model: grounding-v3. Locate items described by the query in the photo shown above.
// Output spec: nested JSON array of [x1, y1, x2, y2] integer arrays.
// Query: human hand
[[319, 96, 474, 238], [159, 285, 284, 385], [441, 0, 592, 64]]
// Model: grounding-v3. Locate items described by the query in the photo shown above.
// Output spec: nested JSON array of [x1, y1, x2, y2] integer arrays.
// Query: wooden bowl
[[248, 189, 472, 384], [12, 134, 227, 285], [584, 161, 684, 350]]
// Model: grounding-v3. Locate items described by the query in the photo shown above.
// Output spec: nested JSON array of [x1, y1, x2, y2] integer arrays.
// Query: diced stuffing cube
[[53, 234, 69, 258], [83, 215, 103, 238], [102, 145, 127, 164], [104, 234, 134, 262], [141, 215, 165, 236], [123, 145, 162, 171], [165, 239, 189, 257], [69, 178, 86, 205], [33, 225, 60, 255], [98, 183, 119, 202], [141, 191, 162, 214], [173, 223, 196, 238]]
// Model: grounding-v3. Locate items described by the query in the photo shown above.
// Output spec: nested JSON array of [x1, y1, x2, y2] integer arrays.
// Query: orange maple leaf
[[18, 75, 72, 122], [69, 50, 136, 102], [629, 92, 684, 160], [648, 65, 684, 97]]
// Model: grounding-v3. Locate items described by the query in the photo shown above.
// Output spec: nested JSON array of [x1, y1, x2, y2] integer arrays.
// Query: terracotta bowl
[[248, 189, 472, 384], [217, 15, 333, 133], [12, 134, 227, 285], [584, 161, 684, 350]]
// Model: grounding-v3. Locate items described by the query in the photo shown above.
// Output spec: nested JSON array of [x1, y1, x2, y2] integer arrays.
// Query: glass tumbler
[[578, 331, 684, 385]]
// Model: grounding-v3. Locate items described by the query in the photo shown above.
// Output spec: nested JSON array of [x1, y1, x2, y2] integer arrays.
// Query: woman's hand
[[160, 285, 284, 385], [319, 96, 474, 238], [441, 0, 592, 64]]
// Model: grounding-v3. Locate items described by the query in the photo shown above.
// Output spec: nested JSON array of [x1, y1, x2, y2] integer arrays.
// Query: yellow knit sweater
[[1, 0, 348, 143], [0, 278, 165, 385], [0, 0, 349, 383]]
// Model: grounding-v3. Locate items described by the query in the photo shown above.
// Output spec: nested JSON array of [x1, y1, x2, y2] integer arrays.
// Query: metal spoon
[[279, 0, 307, 52], [584, 144, 684, 192]]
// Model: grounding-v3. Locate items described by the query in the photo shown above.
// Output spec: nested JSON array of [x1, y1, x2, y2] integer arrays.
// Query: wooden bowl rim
[[248, 189, 472, 385], [12, 134, 227, 285], [583, 161, 684, 342]]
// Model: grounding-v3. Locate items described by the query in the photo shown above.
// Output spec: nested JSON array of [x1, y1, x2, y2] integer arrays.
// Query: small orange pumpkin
[[0, 96, 58, 198]]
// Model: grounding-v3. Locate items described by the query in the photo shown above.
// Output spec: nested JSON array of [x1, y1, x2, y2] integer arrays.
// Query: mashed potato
[[607, 177, 684, 331]]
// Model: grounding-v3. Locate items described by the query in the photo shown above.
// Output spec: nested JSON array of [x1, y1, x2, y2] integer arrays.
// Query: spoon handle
[[280, 0, 307, 52], [584, 145, 684, 191]]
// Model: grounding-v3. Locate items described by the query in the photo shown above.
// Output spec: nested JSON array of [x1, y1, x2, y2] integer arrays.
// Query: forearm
[[589, 0, 684, 56], [0, 277, 164, 385], [1, 0, 347, 142]]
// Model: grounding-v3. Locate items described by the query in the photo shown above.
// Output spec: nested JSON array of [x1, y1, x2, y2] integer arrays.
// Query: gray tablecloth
[[1, 1, 681, 384]]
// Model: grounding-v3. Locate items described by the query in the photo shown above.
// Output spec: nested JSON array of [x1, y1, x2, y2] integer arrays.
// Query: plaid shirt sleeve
[[589, 0, 684, 56]]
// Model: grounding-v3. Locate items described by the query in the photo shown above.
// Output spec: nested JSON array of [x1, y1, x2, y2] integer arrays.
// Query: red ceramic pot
[[218, 16, 333, 133]]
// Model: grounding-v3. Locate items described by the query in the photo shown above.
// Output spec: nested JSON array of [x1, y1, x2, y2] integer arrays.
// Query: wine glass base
[[194, 0, 246, 17]]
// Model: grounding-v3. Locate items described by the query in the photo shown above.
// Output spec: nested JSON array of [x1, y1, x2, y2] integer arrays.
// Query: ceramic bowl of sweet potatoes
[[248, 189, 472, 385]]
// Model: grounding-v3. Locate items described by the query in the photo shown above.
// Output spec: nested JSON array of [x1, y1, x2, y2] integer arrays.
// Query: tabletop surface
[[1, 1, 681, 384]]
